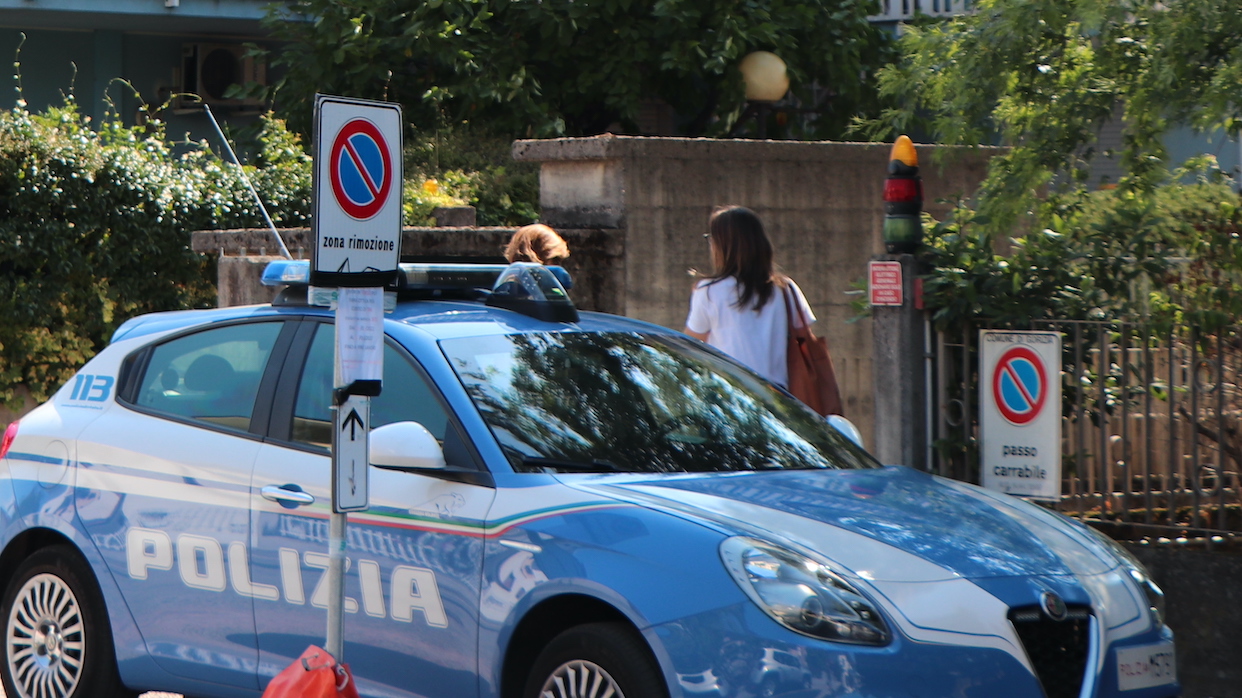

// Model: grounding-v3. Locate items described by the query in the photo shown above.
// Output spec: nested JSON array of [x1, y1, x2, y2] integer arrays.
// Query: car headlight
[[719, 537, 890, 645], [1083, 525, 1165, 626]]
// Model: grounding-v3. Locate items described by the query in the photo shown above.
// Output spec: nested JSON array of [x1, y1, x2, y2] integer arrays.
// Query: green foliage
[[403, 124, 539, 226], [0, 99, 312, 409], [850, 0, 1242, 332], [919, 177, 1242, 333], [403, 176, 468, 226], [862, 0, 1242, 234], [264, 0, 890, 139]]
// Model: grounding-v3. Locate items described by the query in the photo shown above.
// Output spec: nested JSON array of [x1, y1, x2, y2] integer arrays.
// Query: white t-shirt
[[685, 277, 815, 387]]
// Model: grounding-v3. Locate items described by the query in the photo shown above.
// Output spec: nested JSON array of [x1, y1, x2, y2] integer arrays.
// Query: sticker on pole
[[869, 260, 903, 306], [980, 331, 1062, 500], [312, 94, 403, 288]]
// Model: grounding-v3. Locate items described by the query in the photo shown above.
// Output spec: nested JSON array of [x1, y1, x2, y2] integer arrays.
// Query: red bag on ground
[[261, 645, 361, 698], [783, 286, 844, 416]]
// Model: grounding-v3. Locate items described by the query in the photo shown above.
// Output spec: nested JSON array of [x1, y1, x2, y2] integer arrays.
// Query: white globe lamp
[[739, 51, 790, 103]]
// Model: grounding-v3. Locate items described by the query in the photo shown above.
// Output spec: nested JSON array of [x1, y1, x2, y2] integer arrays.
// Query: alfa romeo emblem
[[1040, 591, 1068, 621]]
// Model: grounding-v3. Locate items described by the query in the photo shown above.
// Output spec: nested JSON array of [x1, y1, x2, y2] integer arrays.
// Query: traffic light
[[883, 135, 923, 254]]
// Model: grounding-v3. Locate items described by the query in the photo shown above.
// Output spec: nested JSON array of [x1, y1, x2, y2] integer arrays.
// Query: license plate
[[1116, 641, 1176, 691]]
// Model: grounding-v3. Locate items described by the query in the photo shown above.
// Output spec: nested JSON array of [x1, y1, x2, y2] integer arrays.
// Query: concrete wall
[[514, 136, 997, 444]]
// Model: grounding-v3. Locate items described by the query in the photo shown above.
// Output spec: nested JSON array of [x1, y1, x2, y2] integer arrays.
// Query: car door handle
[[260, 485, 315, 506]]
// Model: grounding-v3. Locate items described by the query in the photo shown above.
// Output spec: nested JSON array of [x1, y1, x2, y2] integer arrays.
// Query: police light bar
[[261, 259, 578, 321], [261, 259, 312, 287], [485, 263, 579, 323], [397, 263, 509, 290], [264, 260, 573, 292]]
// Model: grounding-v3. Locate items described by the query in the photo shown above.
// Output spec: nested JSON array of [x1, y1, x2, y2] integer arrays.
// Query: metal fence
[[933, 319, 1242, 534]]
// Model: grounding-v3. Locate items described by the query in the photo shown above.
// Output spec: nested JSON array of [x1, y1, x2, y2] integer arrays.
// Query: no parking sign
[[312, 94, 403, 288], [980, 331, 1062, 500]]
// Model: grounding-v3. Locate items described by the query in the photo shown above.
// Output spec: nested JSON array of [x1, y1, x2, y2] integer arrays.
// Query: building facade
[[0, 0, 278, 141]]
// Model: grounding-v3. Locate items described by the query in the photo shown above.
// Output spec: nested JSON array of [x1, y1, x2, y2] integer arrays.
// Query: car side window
[[292, 324, 451, 450], [134, 322, 283, 432]]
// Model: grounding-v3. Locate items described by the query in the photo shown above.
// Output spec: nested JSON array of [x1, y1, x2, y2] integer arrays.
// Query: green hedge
[[920, 174, 1242, 334], [0, 100, 312, 409]]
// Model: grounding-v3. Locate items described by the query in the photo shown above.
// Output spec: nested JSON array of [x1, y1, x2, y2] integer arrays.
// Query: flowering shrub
[[0, 99, 311, 409]]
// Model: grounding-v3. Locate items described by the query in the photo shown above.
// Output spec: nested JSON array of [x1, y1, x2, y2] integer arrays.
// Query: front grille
[[1008, 605, 1091, 698]]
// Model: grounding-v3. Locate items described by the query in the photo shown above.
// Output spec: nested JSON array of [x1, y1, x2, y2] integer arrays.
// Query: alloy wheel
[[6, 573, 85, 698], [538, 659, 625, 698]]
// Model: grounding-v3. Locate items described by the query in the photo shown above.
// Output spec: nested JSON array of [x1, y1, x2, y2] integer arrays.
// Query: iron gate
[[933, 320, 1242, 534]]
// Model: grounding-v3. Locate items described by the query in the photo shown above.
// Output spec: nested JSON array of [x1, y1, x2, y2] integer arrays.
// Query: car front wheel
[[1, 546, 133, 698], [524, 622, 668, 698]]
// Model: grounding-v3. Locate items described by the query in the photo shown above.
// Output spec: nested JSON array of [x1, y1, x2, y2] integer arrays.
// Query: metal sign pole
[[325, 299, 382, 663], [311, 93, 402, 665], [325, 509, 348, 661]]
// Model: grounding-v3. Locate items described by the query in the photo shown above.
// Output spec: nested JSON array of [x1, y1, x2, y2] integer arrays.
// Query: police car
[[0, 261, 1177, 698]]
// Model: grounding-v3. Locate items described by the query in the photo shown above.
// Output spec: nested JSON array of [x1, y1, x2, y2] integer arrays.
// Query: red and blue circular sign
[[329, 118, 393, 220], [992, 346, 1047, 425]]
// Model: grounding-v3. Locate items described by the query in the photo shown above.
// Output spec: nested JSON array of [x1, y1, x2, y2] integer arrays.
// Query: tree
[[847, 0, 1242, 332], [863, 0, 1242, 232], [840, 2, 1242, 489], [263, 0, 891, 138]]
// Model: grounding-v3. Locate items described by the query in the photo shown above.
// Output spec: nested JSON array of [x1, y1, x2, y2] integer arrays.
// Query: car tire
[[1, 546, 135, 698], [523, 622, 668, 698]]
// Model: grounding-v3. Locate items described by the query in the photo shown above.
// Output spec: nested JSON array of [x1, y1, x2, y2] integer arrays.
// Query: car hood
[[572, 466, 1117, 582]]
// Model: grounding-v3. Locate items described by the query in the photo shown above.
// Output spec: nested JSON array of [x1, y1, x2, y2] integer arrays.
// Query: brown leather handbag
[[782, 286, 844, 416]]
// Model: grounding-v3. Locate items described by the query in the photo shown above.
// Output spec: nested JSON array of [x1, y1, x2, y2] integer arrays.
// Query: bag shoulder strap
[[781, 281, 811, 331]]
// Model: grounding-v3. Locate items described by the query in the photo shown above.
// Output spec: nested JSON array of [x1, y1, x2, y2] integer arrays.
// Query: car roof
[[111, 297, 678, 344]]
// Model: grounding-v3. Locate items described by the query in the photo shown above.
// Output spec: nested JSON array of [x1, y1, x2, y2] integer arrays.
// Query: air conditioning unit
[[177, 43, 266, 108]]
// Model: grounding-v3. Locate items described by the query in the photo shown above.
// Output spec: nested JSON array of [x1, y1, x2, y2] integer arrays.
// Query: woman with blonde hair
[[504, 224, 570, 265], [683, 206, 815, 388]]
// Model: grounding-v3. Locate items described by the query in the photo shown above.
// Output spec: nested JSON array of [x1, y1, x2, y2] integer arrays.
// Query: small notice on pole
[[869, 261, 904, 306], [336, 287, 384, 386]]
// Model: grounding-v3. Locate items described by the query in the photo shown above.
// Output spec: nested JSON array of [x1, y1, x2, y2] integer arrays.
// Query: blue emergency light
[[261, 259, 577, 322]]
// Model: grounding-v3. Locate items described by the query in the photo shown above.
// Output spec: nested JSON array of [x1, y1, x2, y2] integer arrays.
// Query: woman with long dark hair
[[683, 205, 816, 387]]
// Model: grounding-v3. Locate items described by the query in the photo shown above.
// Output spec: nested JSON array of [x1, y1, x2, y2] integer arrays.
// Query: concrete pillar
[[871, 253, 928, 469], [218, 255, 284, 307]]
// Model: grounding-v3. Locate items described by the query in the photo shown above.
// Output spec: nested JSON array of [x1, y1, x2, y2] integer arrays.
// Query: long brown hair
[[705, 206, 784, 310]]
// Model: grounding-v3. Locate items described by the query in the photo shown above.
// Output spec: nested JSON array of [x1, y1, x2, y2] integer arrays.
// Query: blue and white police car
[[0, 261, 1177, 698]]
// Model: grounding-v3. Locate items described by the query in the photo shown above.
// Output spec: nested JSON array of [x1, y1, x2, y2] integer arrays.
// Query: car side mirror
[[827, 415, 864, 449], [370, 421, 446, 471]]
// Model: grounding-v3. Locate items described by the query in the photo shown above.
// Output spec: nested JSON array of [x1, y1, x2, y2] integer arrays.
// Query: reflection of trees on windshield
[[446, 332, 877, 473]]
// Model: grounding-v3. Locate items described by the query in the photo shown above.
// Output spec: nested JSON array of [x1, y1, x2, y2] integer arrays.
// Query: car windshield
[[441, 331, 879, 473]]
